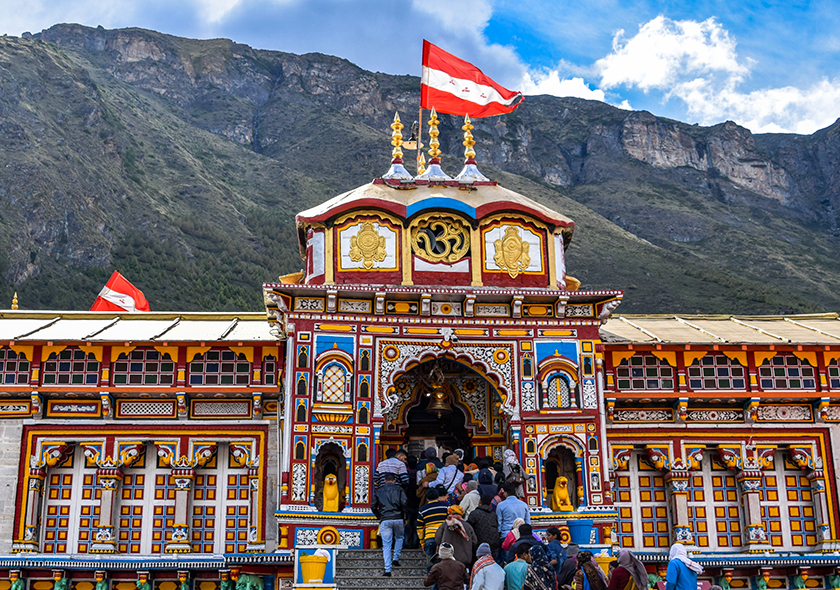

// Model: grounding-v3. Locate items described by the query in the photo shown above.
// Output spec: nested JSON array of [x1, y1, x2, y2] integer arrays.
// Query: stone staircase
[[335, 548, 427, 589]]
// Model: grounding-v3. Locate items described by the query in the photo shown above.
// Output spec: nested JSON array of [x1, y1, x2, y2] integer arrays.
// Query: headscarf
[[578, 551, 607, 590], [524, 545, 557, 590], [426, 463, 437, 475], [669, 543, 703, 574], [618, 549, 649, 590], [470, 544, 496, 588], [504, 449, 520, 478], [445, 505, 469, 539], [445, 453, 460, 467], [510, 517, 526, 540], [439, 542, 455, 561]]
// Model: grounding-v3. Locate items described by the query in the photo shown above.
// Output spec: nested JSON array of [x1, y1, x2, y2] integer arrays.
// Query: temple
[[0, 110, 837, 590]]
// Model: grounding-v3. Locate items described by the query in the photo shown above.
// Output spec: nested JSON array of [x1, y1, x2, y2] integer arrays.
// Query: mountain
[[0, 23, 838, 313]]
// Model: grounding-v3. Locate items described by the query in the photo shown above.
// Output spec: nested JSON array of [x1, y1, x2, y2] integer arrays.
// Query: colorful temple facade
[[0, 111, 838, 590]]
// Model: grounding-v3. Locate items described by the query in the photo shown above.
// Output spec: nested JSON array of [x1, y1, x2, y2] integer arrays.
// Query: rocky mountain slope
[[0, 23, 838, 313]]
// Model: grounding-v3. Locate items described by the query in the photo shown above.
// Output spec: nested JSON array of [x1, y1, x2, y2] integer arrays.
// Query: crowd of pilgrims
[[371, 447, 708, 590]]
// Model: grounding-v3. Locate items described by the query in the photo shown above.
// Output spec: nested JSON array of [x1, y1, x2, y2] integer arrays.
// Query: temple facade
[[0, 111, 837, 590]]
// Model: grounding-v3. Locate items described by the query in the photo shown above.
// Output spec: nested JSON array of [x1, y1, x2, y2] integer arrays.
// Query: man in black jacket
[[373, 472, 408, 576]]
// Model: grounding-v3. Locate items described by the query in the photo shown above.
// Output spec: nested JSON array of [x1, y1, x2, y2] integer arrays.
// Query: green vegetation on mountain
[[0, 24, 838, 313]]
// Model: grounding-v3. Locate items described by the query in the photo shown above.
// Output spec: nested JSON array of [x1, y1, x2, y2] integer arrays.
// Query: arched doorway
[[312, 442, 346, 511], [544, 446, 579, 509], [379, 358, 508, 463]]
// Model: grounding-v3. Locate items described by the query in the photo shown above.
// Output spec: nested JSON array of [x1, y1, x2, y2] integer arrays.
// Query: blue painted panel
[[407, 197, 477, 219], [315, 335, 355, 355], [535, 341, 579, 364]]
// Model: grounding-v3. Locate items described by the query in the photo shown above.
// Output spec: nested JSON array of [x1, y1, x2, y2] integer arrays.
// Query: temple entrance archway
[[379, 357, 508, 463]]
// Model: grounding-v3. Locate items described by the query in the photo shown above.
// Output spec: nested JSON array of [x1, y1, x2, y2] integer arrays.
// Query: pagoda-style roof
[[601, 313, 840, 345], [296, 180, 575, 232]]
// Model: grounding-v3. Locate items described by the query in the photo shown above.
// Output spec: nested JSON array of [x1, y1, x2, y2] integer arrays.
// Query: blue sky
[[4, 0, 840, 134]]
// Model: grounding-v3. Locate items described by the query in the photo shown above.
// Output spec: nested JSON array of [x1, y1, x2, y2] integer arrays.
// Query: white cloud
[[521, 70, 606, 102], [597, 15, 748, 91], [595, 15, 840, 133]]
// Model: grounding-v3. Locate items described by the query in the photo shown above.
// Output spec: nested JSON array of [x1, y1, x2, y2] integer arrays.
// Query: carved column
[[665, 468, 693, 545], [90, 469, 123, 553], [790, 445, 836, 552], [719, 444, 774, 552], [13, 443, 73, 553]]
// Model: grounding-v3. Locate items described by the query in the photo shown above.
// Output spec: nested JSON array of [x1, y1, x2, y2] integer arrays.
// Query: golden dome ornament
[[454, 115, 489, 182], [381, 112, 414, 181], [349, 222, 388, 269]]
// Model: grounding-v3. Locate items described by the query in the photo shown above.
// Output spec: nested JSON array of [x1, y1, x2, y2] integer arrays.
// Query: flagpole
[[417, 106, 423, 174]]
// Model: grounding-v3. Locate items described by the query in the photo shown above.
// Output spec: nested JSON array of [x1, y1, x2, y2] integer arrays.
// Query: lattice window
[[321, 363, 347, 403], [0, 348, 30, 385], [758, 355, 816, 390], [686, 459, 741, 550], [263, 356, 278, 386], [828, 361, 839, 389], [687, 355, 746, 390], [543, 375, 574, 409], [615, 355, 674, 391], [118, 471, 146, 554], [612, 454, 670, 549], [42, 348, 100, 385], [42, 447, 97, 554], [76, 473, 101, 553], [761, 455, 818, 549], [189, 350, 251, 385], [191, 445, 250, 553], [613, 473, 635, 548], [710, 473, 741, 549], [151, 472, 176, 553], [112, 349, 175, 386]]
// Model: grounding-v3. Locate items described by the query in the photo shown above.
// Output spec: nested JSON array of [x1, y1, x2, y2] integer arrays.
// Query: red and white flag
[[90, 271, 151, 312], [421, 40, 523, 118]]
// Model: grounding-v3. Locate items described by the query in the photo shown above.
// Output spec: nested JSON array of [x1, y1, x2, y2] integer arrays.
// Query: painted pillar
[[246, 457, 265, 552], [807, 469, 835, 552], [736, 469, 771, 551], [665, 468, 693, 545], [89, 469, 123, 553], [166, 468, 195, 553]]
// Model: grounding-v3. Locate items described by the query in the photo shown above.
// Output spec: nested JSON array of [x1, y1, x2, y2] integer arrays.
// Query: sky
[[3, 0, 840, 134]]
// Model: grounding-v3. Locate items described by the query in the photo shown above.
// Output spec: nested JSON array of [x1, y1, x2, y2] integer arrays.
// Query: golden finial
[[417, 153, 426, 175], [11, 292, 18, 310], [462, 115, 476, 161], [427, 107, 441, 160], [390, 112, 404, 160]]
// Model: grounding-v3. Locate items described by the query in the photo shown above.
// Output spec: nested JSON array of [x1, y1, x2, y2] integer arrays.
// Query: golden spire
[[427, 107, 441, 161], [11, 292, 18, 310], [462, 115, 476, 161], [390, 112, 404, 160], [417, 153, 427, 175], [453, 113, 489, 182], [381, 111, 413, 181]]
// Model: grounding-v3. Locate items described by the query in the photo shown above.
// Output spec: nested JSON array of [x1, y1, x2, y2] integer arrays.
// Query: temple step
[[334, 548, 428, 589]]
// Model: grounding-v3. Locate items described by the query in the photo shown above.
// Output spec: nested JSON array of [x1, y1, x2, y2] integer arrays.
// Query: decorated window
[[615, 355, 674, 391], [612, 453, 670, 549], [542, 374, 576, 409], [189, 349, 251, 385], [0, 347, 30, 384], [42, 348, 100, 386], [686, 457, 741, 551], [263, 355, 278, 386], [828, 361, 839, 389], [758, 355, 816, 390], [112, 349, 175, 386], [760, 453, 818, 549], [687, 355, 746, 390], [409, 215, 471, 264], [41, 447, 99, 554], [315, 349, 353, 404]]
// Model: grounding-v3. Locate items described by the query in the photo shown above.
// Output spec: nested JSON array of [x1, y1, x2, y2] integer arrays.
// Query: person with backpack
[[468, 494, 501, 563], [372, 472, 408, 577], [429, 453, 464, 497]]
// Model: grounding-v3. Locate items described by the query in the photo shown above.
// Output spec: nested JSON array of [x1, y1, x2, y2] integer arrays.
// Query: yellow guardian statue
[[323, 474, 340, 512], [550, 476, 574, 512]]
